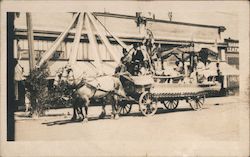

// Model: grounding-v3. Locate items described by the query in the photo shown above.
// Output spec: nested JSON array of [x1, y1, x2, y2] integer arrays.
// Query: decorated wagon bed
[[118, 74, 221, 117]]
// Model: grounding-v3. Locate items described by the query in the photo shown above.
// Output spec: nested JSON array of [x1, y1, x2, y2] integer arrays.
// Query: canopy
[[206, 62, 239, 76]]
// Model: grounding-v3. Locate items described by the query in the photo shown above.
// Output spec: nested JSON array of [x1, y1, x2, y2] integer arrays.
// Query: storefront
[[224, 38, 239, 69], [13, 12, 227, 76]]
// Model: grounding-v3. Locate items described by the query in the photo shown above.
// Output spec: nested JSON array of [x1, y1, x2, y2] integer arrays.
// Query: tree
[[25, 64, 50, 117]]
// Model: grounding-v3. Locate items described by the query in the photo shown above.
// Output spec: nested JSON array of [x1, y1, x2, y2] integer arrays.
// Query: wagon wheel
[[163, 100, 179, 110], [189, 95, 205, 111], [118, 101, 132, 115], [139, 91, 158, 117]]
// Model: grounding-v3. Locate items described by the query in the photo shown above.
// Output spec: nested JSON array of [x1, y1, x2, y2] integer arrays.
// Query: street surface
[[14, 96, 249, 156]]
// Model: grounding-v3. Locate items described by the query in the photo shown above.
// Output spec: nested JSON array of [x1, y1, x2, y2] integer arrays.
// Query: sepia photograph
[[0, 1, 249, 156]]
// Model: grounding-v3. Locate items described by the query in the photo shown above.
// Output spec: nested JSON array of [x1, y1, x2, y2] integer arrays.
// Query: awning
[[160, 48, 187, 60], [206, 62, 239, 76], [201, 48, 218, 57]]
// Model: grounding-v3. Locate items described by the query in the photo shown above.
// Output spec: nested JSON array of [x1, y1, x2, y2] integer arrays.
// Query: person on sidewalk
[[24, 88, 32, 116], [14, 59, 26, 111]]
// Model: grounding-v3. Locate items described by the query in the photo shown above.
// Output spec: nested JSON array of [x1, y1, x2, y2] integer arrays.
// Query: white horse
[[54, 65, 125, 122]]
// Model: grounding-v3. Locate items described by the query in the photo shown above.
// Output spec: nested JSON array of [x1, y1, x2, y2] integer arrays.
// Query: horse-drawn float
[[117, 73, 222, 117], [34, 12, 224, 120]]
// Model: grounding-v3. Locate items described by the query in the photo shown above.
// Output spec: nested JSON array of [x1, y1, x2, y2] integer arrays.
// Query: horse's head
[[53, 67, 64, 87], [67, 68, 75, 85], [54, 72, 61, 86], [53, 65, 75, 87], [62, 65, 75, 85], [66, 64, 89, 85]]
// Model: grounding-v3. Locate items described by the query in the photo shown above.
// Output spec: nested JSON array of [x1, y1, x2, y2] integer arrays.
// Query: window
[[228, 57, 239, 65], [15, 38, 122, 61]]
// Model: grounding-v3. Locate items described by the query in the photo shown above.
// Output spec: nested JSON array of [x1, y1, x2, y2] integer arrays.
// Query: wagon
[[118, 74, 221, 117]]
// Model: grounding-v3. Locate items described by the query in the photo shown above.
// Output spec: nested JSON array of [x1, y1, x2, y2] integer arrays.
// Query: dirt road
[[14, 96, 249, 156]]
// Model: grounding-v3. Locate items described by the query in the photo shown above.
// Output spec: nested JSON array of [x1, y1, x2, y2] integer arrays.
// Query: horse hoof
[[99, 112, 106, 119], [83, 118, 88, 123], [115, 114, 119, 120], [71, 116, 77, 121], [79, 114, 84, 121]]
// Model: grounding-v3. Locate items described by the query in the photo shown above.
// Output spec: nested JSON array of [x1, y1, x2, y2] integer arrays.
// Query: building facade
[[13, 12, 241, 110], [224, 38, 239, 69], [14, 12, 227, 76]]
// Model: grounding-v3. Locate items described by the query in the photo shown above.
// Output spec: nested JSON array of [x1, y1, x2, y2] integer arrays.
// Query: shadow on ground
[[41, 116, 111, 126], [121, 107, 208, 117], [42, 107, 210, 126], [16, 113, 67, 118]]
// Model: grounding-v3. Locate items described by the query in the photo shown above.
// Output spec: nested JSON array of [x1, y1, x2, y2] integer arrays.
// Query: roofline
[[93, 12, 226, 32], [224, 38, 239, 43], [14, 28, 225, 46]]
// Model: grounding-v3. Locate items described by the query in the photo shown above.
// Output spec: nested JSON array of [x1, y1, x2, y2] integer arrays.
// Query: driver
[[132, 43, 144, 63], [131, 43, 150, 75], [115, 48, 132, 74]]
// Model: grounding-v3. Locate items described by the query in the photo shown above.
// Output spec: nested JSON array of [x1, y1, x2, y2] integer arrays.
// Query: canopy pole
[[86, 12, 120, 64], [85, 13, 103, 73], [26, 13, 35, 71], [92, 13, 129, 52], [37, 13, 80, 68], [69, 13, 84, 65]]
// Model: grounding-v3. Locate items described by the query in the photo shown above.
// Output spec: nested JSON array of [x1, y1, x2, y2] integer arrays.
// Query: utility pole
[[26, 13, 37, 118], [7, 12, 15, 141], [26, 13, 35, 70]]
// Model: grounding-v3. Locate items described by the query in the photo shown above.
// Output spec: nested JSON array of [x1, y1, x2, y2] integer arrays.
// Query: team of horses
[[53, 65, 125, 122], [53, 63, 209, 123]]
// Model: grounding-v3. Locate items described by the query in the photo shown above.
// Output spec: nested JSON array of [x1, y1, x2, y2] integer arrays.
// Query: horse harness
[[63, 68, 119, 98], [75, 77, 115, 98]]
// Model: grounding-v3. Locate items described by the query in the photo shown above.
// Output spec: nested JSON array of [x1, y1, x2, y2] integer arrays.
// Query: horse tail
[[113, 77, 120, 91]]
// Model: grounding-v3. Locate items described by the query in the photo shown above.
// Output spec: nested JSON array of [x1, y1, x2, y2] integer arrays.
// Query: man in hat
[[115, 48, 133, 74]]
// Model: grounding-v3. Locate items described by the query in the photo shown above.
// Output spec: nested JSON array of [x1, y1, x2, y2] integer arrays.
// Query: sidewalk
[[206, 95, 240, 105]]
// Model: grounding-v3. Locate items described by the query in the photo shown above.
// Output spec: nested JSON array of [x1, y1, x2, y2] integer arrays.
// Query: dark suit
[[132, 50, 144, 62]]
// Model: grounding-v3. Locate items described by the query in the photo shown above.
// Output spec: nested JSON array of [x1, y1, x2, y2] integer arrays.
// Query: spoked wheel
[[163, 99, 179, 110], [118, 101, 132, 115], [139, 92, 158, 117], [189, 95, 205, 111]]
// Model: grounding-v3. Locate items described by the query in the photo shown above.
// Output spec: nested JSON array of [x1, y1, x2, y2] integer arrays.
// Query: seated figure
[[174, 61, 184, 74]]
